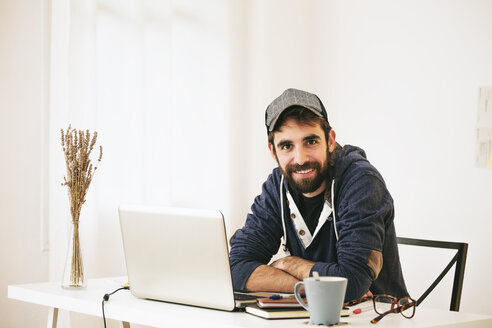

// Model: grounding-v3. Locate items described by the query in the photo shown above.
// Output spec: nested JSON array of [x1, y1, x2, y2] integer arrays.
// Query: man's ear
[[328, 129, 336, 153], [268, 142, 277, 160]]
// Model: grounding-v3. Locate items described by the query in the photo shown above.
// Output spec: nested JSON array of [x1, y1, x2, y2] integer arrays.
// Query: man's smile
[[293, 168, 315, 177]]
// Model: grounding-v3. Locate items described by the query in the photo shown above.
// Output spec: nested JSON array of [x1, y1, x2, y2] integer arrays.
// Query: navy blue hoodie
[[229, 145, 408, 301]]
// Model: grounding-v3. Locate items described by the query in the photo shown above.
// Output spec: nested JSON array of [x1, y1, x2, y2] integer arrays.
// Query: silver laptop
[[118, 205, 258, 311]]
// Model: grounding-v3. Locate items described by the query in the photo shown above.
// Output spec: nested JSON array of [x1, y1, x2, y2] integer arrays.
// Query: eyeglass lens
[[374, 295, 395, 314], [398, 297, 416, 318]]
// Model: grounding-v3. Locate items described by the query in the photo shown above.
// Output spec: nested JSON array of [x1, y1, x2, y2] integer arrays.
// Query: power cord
[[102, 286, 130, 328]]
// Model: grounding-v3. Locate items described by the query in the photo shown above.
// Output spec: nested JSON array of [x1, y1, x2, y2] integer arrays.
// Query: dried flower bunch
[[61, 124, 102, 287], [61, 125, 103, 222]]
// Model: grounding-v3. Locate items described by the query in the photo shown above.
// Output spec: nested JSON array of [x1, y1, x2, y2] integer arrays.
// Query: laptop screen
[[119, 205, 236, 311]]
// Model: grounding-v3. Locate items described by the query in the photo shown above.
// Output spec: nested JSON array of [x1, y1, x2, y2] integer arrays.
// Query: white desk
[[8, 277, 492, 328]]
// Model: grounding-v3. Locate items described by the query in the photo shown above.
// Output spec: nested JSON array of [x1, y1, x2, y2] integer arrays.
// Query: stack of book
[[245, 296, 349, 319]]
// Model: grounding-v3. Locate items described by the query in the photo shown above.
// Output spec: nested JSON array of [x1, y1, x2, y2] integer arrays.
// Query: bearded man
[[229, 88, 408, 301]]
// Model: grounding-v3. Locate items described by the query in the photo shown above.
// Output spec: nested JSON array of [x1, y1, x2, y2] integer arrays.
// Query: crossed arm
[[244, 256, 315, 293], [246, 256, 374, 301]]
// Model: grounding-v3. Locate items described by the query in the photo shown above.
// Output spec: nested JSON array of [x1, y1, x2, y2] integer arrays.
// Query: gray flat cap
[[265, 88, 328, 132]]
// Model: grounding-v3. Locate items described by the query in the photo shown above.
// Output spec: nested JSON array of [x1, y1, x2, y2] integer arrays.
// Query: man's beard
[[280, 160, 329, 194]]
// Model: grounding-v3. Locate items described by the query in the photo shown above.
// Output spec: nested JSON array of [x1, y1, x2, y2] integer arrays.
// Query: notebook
[[118, 205, 260, 311], [245, 305, 310, 319], [245, 305, 350, 320]]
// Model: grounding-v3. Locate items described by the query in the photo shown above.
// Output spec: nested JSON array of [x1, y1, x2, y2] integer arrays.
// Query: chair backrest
[[397, 237, 468, 312]]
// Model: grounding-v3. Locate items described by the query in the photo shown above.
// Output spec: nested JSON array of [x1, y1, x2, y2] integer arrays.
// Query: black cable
[[102, 286, 129, 328]]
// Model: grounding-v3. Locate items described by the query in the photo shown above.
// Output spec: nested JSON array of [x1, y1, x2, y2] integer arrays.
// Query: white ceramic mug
[[294, 276, 348, 325]]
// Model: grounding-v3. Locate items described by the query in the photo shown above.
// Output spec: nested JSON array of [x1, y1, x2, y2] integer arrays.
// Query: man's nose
[[294, 146, 308, 165]]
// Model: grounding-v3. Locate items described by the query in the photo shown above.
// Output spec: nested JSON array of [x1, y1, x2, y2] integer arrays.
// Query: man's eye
[[281, 144, 291, 150], [307, 139, 317, 145]]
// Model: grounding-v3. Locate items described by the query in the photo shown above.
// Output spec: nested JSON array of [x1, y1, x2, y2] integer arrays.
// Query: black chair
[[397, 237, 468, 312]]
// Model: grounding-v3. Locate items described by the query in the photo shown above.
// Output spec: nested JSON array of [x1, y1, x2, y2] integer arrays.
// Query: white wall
[[0, 0, 50, 327]]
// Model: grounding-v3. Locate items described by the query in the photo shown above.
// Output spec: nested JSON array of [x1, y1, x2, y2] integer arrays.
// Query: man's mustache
[[286, 162, 319, 173]]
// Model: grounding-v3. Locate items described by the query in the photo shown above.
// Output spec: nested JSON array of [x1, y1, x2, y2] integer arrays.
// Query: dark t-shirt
[[291, 191, 324, 236]]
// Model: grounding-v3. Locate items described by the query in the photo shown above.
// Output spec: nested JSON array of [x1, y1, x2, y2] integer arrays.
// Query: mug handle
[[294, 281, 309, 310]]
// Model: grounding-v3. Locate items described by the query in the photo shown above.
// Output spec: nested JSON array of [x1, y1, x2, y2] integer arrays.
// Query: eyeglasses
[[344, 294, 416, 324]]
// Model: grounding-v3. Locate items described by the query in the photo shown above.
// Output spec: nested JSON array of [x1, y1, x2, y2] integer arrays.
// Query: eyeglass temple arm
[[344, 295, 372, 307], [416, 252, 459, 308], [370, 306, 400, 324], [370, 313, 385, 324]]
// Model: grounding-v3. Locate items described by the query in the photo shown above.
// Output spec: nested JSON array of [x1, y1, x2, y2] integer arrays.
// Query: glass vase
[[62, 220, 87, 288]]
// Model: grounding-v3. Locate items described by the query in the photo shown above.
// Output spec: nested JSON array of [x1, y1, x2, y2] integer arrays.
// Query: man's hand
[[244, 256, 315, 293], [244, 264, 300, 293], [271, 256, 315, 281]]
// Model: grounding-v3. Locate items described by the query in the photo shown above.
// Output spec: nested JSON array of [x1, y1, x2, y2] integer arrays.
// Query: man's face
[[269, 118, 330, 197]]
